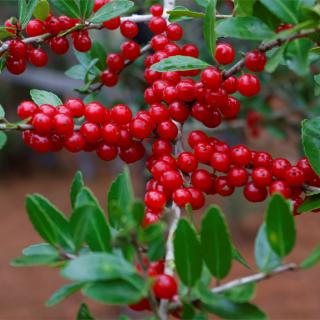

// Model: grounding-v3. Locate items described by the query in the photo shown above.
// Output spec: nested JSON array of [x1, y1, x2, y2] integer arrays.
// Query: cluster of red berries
[[129, 259, 178, 312], [143, 129, 319, 225]]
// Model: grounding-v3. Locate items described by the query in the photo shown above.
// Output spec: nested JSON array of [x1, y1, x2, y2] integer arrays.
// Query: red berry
[[102, 123, 119, 145], [181, 44, 199, 58], [160, 170, 183, 192], [176, 81, 195, 102], [120, 20, 138, 38], [73, 32, 92, 52], [169, 102, 189, 122], [187, 187, 205, 210], [253, 152, 272, 168], [149, 103, 170, 123], [152, 139, 172, 156], [211, 152, 230, 173], [32, 113, 53, 133], [106, 53, 125, 72], [238, 74, 260, 97], [119, 141, 145, 163], [145, 68, 161, 84], [151, 160, 174, 180], [80, 122, 101, 143], [101, 69, 119, 87], [29, 133, 51, 153], [230, 145, 251, 166], [269, 181, 292, 199], [157, 120, 178, 141], [103, 17, 121, 30], [85, 102, 106, 123], [221, 96, 240, 119], [150, 4, 163, 16], [6, 58, 26, 75], [173, 188, 192, 207], [151, 34, 169, 51], [96, 142, 118, 161], [121, 41, 141, 61], [285, 166, 305, 187], [227, 167, 248, 187], [252, 167, 273, 188], [244, 182, 267, 202], [53, 114, 74, 135], [215, 176, 235, 196], [17, 101, 38, 120], [130, 118, 153, 139], [245, 50, 267, 72], [29, 48, 48, 67], [166, 23, 183, 41], [65, 98, 85, 118], [215, 43, 235, 65], [297, 157, 316, 181], [64, 132, 85, 152], [129, 298, 150, 311], [272, 158, 291, 180], [45, 16, 63, 35], [50, 36, 69, 55], [8, 40, 27, 59], [201, 67, 222, 90], [142, 211, 160, 227], [93, 0, 107, 12], [188, 130, 207, 148], [194, 143, 214, 164], [222, 76, 238, 94], [26, 19, 46, 37], [5, 19, 17, 35], [145, 190, 166, 211], [153, 274, 177, 300], [148, 17, 167, 34], [111, 104, 132, 124], [177, 152, 198, 173], [191, 169, 213, 193]]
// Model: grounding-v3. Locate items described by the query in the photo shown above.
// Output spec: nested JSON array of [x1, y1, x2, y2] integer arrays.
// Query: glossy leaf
[[0, 132, 7, 150], [151, 55, 210, 72], [216, 17, 274, 40], [234, 0, 255, 16], [298, 194, 320, 213], [300, 246, 320, 269], [80, 0, 94, 19], [266, 194, 296, 257], [265, 44, 287, 73], [61, 253, 137, 281], [233, 246, 251, 269], [65, 64, 86, 80], [174, 219, 203, 286], [255, 224, 281, 272], [204, 0, 216, 59], [200, 206, 232, 280], [0, 27, 13, 41], [302, 118, 320, 176], [90, 41, 107, 70], [11, 254, 59, 267], [77, 303, 94, 320], [70, 171, 84, 209], [22, 243, 58, 256], [107, 166, 134, 228], [19, 0, 39, 29], [47, 282, 85, 306], [260, 0, 299, 24], [90, 0, 134, 23], [49, 0, 80, 18], [33, 0, 50, 21], [168, 6, 204, 22], [30, 89, 63, 107], [223, 282, 256, 303]]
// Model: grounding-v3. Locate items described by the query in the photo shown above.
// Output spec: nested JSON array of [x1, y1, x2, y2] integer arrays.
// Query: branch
[[223, 28, 319, 79]]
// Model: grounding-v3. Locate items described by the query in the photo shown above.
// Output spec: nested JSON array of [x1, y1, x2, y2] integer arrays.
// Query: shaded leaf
[[168, 6, 204, 22], [65, 64, 86, 80], [223, 283, 256, 303], [0, 132, 7, 150], [30, 89, 63, 107], [260, 0, 299, 24], [233, 246, 251, 269], [49, 0, 80, 18], [77, 303, 94, 320], [11, 254, 59, 267], [204, 0, 216, 60], [265, 44, 287, 73], [300, 246, 320, 269], [33, 0, 50, 21], [234, 0, 255, 16], [22, 243, 58, 256], [19, 0, 39, 29], [80, 0, 94, 19], [70, 171, 84, 210]]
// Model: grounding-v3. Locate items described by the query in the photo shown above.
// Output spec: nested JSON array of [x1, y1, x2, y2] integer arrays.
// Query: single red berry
[[201, 67, 222, 90], [129, 298, 150, 312], [191, 169, 213, 193], [188, 130, 207, 148], [296, 157, 316, 181], [96, 142, 118, 161], [148, 17, 167, 34], [130, 118, 153, 139], [245, 50, 267, 72], [215, 43, 235, 65], [253, 152, 272, 168], [166, 23, 183, 41], [106, 53, 125, 72], [230, 145, 252, 166], [211, 151, 230, 173], [8, 39, 27, 59], [238, 74, 260, 97], [272, 158, 291, 180], [176, 80, 195, 102], [80, 122, 101, 143], [120, 20, 139, 38], [50, 36, 69, 55], [160, 170, 183, 192], [45, 16, 63, 35], [269, 181, 292, 199], [32, 113, 53, 133], [194, 142, 214, 164], [169, 102, 189, 122], [5, 19, 17, 35], [119, 141, 145, 163], [39, 104, 57, 118], [164, 43, 181, 56], [65, 98, 85, 118], [59, 15, 76, 30], [151, 160, 174, 180], [244, 182, 268, 202], [6, 57, 26, 75], [173, 188, 192, 207], [285, 166, 305, 187], [101, 69, 119, 87], [181, 44, 199, 58], [177, 152, 198, 173], [252, 167, 273, 188], [29, 133, 52, 153], [220, 96, 240, 119], [121, 41, 141, 61], [53, 114, 74, 135], [149, 103, 170, 123], [142, 211, 160, 227], [111, 104, 132, 124], [102, 123, 119, 145], [150, 4, 163, 16], [151, 34, 169, 52], [227, 167, 248, 187], [26, 19, 47, 37], [145, 190, 166, 211], [153, 274, 177, 300], [29, 48, 48, 67], [17, 101, 38, 120], [64, 132, 85, 152], [84, 102, 106, 123], [157, 120, 178, 141], [215, 176, 235, 196], [93, 0, 107, 12], [187, 187, 205, 210], [222, 76, 238, 94], [103, 17, 121, 30], [73, 32, 92, 52]]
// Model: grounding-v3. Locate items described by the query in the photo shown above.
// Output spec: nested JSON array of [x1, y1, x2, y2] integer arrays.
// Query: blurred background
[[0, 0, 320, 319]]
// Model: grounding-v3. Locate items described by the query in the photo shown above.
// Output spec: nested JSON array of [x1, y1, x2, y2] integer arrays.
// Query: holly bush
[[1, 0, 320, 319]]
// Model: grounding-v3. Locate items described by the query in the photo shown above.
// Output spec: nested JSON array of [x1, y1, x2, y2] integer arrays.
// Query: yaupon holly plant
[[1, 0, 320, 319]]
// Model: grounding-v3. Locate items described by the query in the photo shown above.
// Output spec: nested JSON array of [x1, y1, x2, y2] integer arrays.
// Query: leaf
[[265, 44, 287, 73], [33, 0, 50, 21], [90, 0, 134, 24], [234, 0, 255, 16], [266, 194, 296, 257], [47, 282, 85, 307], [49, 0, 80, 18], [80, 0, 94, 20], [198, 284, 266, 320], [168, 6, 204, 22], [204, 0, 216, 60], [131, 201, 145, 226], [255, 224, 281, 272], [11, 254, 59, 267], [253, 1, 281, 30], [65, 64, 87, 80], [285, 38, 313, 76], [22, 243, 58, 256], [61, 253, 137, 281], [0, 132, 7, 150], [302, 118, 320, 176], [90, 41, 107, 70], [216, 17, 274, 40], [107, 166, 134, 228], [31, 194, 74, 251], [77, 303, 94, 320], [232, 246, 251, 269], [223, 283, 256, 303], [260, 0, 299, 24], [0, 27, 13, 41], [70, 171, 84, 209], [75, 187, 111, 252], [30, 89, 63, 107], [200, 206, 232, 280], [83, 275, 148, 305], [298, 194, 320, 213], [195, 0, 209, 8], [151, 55, 210, 72], [19, 0, 39, 29], [174, 219, 203, 287], [300, 246, 320, 269]]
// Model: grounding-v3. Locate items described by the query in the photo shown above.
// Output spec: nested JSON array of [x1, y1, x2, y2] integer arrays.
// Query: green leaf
[[11, 254, 59, 267], [61, 253, 137, 281], [80, 0, 94, 19], [49, 0, 80, 18], [285, 38, 313, 76], [168, 6, 204, 22], [22, 243, 58, 256], [90, 0, 134, 24], [31, 194, 74, 251], [300, 246, 320, 269], [200, 206, 232, 280], [33, 0, 50, 21], [83, 275, 147, 305], [260, 0, 299, 24], [151, 55, 210, 72], [265, 44, 287, 73], [174, 219, 203, 287], [75, 188, 111, 252], [223, 283, 256, 303], [302, 118, 320, 176], [0, 132, 7, 150], [216, 17, 274, 40], [234, 0, 255, 16], [131, 201, 145, 226], [232, 246, 251, 269], [47, 282, 85, 307], [266, 194, 296, 257], [107, 166, 134, 228], [198, 284, 266, 319], [30, 89, 63, 107], [195, 0, 209, 8], [0, 26, 13, 41], [70, 171, 84, 210], [255, 224, 281, 272], [204, 0, 216, 60], [19, 0, 39, 29], [90, 41, 107, 70], [77, 303, 94, 320], [298, 194, 320, 213]]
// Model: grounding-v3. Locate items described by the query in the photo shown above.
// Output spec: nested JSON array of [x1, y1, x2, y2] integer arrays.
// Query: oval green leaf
[[30, 89, 63, 107], [204, 0, 216, 59]]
